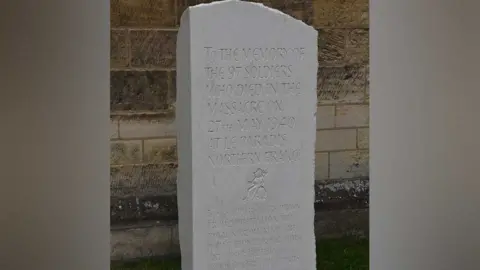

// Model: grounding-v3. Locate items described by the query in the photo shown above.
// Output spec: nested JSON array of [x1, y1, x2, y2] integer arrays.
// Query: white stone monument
[[176, 1, 318, 269]]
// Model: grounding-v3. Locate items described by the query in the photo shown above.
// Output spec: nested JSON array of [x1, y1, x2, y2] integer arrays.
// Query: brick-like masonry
[[109, 0, 369, 260]]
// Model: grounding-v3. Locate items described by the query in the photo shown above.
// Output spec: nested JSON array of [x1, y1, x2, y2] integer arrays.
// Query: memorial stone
[[176, 1, 318, 269]]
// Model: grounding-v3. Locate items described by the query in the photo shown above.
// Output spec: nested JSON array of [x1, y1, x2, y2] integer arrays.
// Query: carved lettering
[[204, 46, 305, 64], [207, 99, 284, 116], [203, 48, 304, 168], [200, 44, 309, 270], [207, 81, 301, 97], [208, 148, 300, 167], [206, 203, 303, 270]]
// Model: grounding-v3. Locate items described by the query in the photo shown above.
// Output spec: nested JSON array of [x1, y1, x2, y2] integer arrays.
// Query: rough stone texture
[[110, 140, 143, 165], [110, 209, 368, 260], [269, 0, 314, 25], [111, 221, 175, 260], [110, 178, 369, 224], [335, 104, 369, 128], [111, 163, 178, 197], [110, 176, 370, 225], [111, 119, 119, 139], [312, 0, 368, 28], [314, 209, 368, 238], [109, 177, 369, 258], [357, 128, 369, 148], [110, 177, 369, 259], [314, 178, 369, 210], [119, 119, 176, 140], [316, 129, 357, 151], [346, 29, 369, 65], [143, 138, 177, 163], [317, 65, 367, 104], [329, 150, 369, 179], [111, 71, 170, 111], [130, 30, 177, 69], [318, 28, 347, 66], [111, 29, 129, 68], [365, 64, 370, 102], [111, 0, 178, 27], [109, 0, 370, 186], [316, 105, 335, 129], [315, 152, 329, 180], [111, 208, 368, 260], [111, 196, 178, 224], [171, 223, 181, 254], [168, 71, 177, 107]]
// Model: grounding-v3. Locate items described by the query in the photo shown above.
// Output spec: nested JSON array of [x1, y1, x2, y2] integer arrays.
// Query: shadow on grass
[[111, 238, 368, 270]]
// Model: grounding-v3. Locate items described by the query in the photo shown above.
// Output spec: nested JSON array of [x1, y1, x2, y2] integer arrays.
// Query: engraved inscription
[[207, 98, 284, 116], [208, 148, 301, 167], [202, 45, 308, 270], [203, 46, 305, 169], [204, 47, 306, 64], [206, 203, 303, 270]]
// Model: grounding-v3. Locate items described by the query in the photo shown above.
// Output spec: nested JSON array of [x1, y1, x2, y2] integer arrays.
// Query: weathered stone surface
[[111, 71, 170, 111], [315, 152, 329, 180], [177, 1, 318, 269], [318, 28, 347, 66], [346, 29, 369, 64], [110, 163, 178, 197], [111, 196, 178, 223], [118, 115, 176, 138], [357, 128, 369, 148], [169, 71, 177, 107], [110, 208, 369, 259], [110, 140, 143, 165], [111, 222, 174, 260], [130, 30, 177, 69], [329, 150, 369, 179], [316, 105, 335, 129], [111, 0, 178, 27], [111, 197, 142, 224], [312, 0, 368, 28], [365, 64, 370, 102], [144, 138, 178, 163], [270, 0, 314, 25], [111, 29, 129, 68], [109, 178, 369, 258], [171, 223, 181, 253], [316, 129, 357, 151], [317, 65, 366, 104], [315, 209, 368, 238], [335, 104, 369, 127], [314, 178, 369, 211], [111, 119, 119, 139], [109, 178, 369, 224]]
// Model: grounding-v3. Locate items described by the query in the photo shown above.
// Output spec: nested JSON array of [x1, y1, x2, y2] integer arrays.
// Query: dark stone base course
[[110, 178, 369, 260], [111, 178, 369, 225], [111, 195, 178, 224], [111, 209, 369, 261]]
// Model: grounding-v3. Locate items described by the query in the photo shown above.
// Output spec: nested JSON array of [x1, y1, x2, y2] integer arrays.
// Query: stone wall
[[110, 0, 369, 260]]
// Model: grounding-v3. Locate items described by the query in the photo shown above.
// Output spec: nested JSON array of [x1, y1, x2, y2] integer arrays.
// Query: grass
[[111, 237, 368, 270]]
